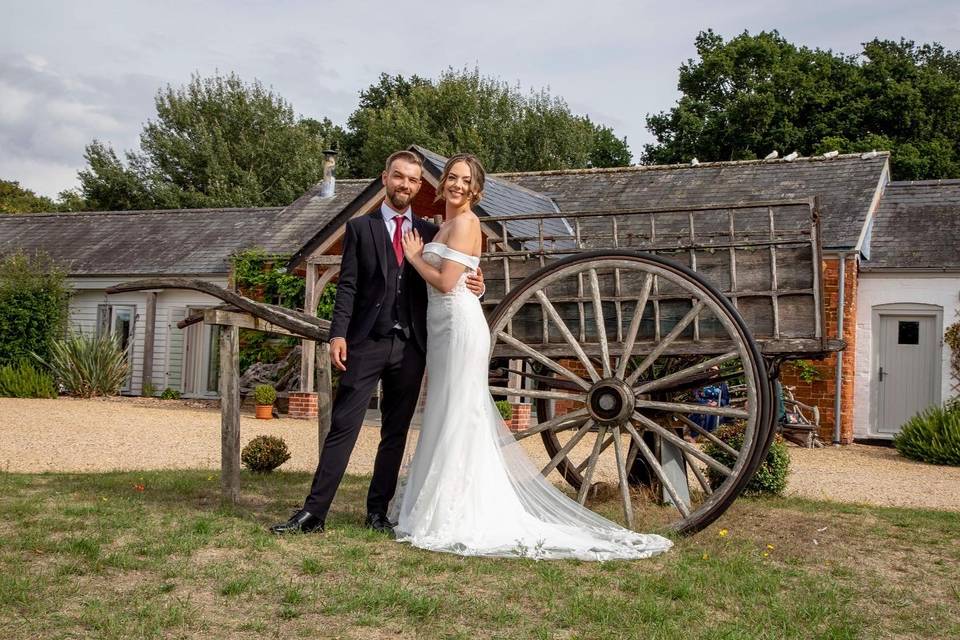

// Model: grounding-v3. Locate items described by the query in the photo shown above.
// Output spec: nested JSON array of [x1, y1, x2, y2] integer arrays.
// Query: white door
[[182, 308, 220, 397], [877, 314, 940, 435]]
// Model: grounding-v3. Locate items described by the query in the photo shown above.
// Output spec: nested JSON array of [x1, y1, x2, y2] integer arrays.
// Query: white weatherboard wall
[[68, 276, 228, 396], [854, 272, 960, 438]]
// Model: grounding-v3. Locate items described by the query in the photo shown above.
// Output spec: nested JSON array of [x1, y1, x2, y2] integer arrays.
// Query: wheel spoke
[[633, 351, 739, 394], [576, 434, 614, 471], [611, 426, 635, 528], [496, 331, 592, 391], [577, 424, 607, 505], [489, 386, 585, 403], [632, 411, 732, 477], [588, 269, 611, 377], [535, 290, 601, 382], [615, 274, 654, 379], [542, 419, 595, 476], [634, 399, 748, 419], [512, 408, 589, 441], [682, 449, 713, 496], [622, 422, 691, 518], [672, 414, 740, 457], [626, 300, 706, 386]]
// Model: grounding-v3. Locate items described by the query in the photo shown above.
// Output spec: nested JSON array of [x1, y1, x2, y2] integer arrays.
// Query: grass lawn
[[1, 470, 958, 639]]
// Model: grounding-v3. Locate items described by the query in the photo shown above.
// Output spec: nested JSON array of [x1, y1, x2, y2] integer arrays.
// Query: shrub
[[703, 423, 790, 496], [495, 400, 513, 421], [0, 361, 57, 398], [141, 381, 157, 397], [242, 435, 291, 473], [160, 387, 181, 400], [894, 403, 960, 466], [0, 251, 70, 367], [253, 384, 277, 406], [43, 333, 129, 397]]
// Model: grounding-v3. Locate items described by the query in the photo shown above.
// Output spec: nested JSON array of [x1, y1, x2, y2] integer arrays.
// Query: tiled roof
[[861, 180, 960, 271], [0, 180, 368, 276], [497, 153, 890, 250]]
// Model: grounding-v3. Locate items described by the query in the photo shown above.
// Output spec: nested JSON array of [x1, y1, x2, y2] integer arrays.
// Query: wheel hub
[[586, 378, 635, 425]]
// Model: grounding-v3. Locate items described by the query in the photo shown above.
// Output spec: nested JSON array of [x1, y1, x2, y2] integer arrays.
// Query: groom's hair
[[384, 150, 423, 173]]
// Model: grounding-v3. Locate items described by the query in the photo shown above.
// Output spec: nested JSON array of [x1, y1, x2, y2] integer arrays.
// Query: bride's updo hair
[[435, 153, 485, 204]]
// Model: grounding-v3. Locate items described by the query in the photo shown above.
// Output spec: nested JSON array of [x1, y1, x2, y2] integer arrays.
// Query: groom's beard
[[386, 189, 413, 210]]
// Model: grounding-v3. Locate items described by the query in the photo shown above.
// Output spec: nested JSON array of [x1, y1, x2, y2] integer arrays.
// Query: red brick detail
[[288, 392, 319, 419], [779, 256, 858, 444], [505, 402, 531, 432]]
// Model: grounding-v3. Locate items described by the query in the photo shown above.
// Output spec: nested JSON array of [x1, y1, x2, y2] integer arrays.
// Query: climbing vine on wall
[[946, 320, 960, 395]]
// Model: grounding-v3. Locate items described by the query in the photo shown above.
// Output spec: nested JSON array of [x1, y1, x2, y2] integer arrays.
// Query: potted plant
[[253, 384, 277, 420]]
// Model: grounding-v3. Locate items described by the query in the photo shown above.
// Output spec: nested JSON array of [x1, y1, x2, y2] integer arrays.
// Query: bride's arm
[[402, 217, 479, 294]]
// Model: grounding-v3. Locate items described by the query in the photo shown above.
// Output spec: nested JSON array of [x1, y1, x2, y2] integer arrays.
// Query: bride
[[394, 154, 672, 561]]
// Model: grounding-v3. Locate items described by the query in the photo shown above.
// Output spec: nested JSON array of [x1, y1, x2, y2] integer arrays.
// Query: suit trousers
[[303, 333, 426, 520]]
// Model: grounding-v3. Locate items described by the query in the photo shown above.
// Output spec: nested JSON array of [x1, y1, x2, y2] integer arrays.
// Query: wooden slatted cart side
[[477, 198, 839, 361]]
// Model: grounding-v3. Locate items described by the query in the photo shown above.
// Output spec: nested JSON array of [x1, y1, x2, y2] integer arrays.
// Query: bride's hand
[[402, 229, 423, 260]]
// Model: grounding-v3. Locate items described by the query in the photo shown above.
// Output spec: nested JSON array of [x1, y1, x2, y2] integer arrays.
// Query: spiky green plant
[[0, 360, 57, 398], [41, 334, 129, 397], [894, 403, 960, 466]]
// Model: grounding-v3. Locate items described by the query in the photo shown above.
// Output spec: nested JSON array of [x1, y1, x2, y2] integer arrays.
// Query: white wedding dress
[[391, 242, 672, 561]]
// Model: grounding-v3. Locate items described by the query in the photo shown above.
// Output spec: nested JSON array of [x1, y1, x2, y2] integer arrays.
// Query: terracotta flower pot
[[255, 404, 273, 420]]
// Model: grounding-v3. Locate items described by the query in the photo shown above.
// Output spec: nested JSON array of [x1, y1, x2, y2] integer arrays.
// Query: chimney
[[320, 149, 337, 198]]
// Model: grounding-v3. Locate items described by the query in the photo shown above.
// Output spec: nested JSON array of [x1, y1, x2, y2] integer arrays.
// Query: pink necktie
[[392, 215, 405, 266]]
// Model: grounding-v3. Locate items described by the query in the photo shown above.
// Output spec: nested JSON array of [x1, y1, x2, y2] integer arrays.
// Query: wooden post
[[316, 343, 333, 454], [300, 263, 318, 392], [219, 325, 240, 504], [141, 292, 158, 393]]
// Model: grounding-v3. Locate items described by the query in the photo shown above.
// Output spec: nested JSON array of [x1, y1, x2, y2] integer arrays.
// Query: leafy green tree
[[643, 31, 960, 180], [77, 73, 346, 210], [342, 68, 632, 177], [0, 251, 71, 367], [0, 180, 57, 214]]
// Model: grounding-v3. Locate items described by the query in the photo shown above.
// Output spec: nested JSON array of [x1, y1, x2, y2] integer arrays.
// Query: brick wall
[[288, 391, 319, 420], [778, 255, 858, 443]]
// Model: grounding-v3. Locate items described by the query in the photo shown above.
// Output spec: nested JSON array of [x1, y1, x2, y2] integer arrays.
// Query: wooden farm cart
[[479, 198, 841, 535]]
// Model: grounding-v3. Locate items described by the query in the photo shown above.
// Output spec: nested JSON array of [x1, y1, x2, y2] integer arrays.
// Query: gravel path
[[2, 397, 958, 511]]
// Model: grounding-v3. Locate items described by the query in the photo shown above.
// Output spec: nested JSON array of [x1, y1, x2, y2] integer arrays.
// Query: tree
[[0, 180, 57, 214], [0, 251, 70, 367], [342, 68, 632, 177], [77, 73, 347, 210], [643, 31, 960, 180]]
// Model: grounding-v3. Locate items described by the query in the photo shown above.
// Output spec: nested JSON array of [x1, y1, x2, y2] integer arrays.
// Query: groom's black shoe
[[270, 510, 324, 535], [365, 513, 396, 536]]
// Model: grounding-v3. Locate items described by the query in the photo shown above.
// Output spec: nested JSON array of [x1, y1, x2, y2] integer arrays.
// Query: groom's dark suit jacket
[[329, 209, 439, 353]]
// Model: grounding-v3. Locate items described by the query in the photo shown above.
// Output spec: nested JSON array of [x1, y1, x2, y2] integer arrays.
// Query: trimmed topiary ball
[[241, 435, 291, 473], [703, 423, 790, 496], [253, 384, 277, 406], [894, 403, 960, 466]]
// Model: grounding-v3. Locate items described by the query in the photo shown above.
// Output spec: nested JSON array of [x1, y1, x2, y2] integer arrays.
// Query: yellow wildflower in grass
[[718, 529, 729, 537], [702, 552, 710, 560]]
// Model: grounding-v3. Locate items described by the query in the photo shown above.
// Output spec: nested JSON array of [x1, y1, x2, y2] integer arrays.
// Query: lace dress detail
[[391, 242, 672, 561]]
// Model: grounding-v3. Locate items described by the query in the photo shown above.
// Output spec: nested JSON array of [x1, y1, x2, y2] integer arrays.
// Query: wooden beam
[[219, 325, 240, 504], [141, 292, 157, 393], [204, 309, 299, 337], [316, 345, 333, 454], [301, 263, 318, 392]]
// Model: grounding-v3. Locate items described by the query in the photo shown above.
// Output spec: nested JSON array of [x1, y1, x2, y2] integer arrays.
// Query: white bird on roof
[[764, 150, 779, 160], [690, 157, 700, 166], [823, 150, 839, 158], [861, 150, 878, 159], [784, 151, 799, 161]]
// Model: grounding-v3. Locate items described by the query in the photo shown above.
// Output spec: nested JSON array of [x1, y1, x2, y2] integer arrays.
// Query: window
[[898, 320, 919, 345]]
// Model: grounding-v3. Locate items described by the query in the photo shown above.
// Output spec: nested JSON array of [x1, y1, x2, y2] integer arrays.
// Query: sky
[[1, 0, 958, 198]]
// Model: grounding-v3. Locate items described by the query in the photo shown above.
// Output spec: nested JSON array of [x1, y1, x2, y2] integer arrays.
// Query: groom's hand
[[330, 337, 347, 371], [466, 266, 485, 297]]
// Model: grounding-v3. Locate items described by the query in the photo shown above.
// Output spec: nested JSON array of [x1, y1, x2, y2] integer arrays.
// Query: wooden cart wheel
[[488, 251, 773, 535]]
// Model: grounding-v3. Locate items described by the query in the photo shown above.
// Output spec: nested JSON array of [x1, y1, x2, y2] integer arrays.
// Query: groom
[[271, 150, 484, 535]]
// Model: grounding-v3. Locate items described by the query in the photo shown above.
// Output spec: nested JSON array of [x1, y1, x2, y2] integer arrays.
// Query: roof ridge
[[4, 206, 285, 219], [493, 152, 890, 177], [887, 178, 960, 187]]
